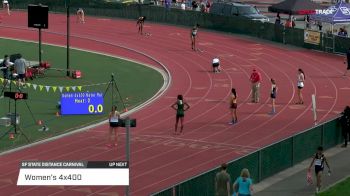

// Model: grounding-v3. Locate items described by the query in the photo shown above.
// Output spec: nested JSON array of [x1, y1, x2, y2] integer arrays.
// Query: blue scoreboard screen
[[61, 92, 104, 115]]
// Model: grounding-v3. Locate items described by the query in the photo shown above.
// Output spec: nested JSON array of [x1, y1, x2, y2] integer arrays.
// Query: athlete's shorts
[[109, 122, 119, 127], [315, 166, 324, 174], [212, 63, 220, 67], [230, 103, 237, 109]]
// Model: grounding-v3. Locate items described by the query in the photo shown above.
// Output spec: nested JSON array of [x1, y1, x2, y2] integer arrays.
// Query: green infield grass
[[0, 38, 163, 152], [318, 177, 350, 196]]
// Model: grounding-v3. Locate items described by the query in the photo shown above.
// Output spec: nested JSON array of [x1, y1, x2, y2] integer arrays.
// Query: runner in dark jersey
[[308, 146, 331, 193], [171, 94, 190, 135], [269, 78, 277, 114], [137, 16, 146, 35], [191, 24, 199, 51]]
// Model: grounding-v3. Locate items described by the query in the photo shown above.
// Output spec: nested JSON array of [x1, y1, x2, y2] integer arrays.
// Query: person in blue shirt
[[233, 168, 253, 196]]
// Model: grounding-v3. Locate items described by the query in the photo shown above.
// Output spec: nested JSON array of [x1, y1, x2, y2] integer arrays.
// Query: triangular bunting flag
[[52, 86, 57, 93], [65, 86, 70, 92], [77, 86, 82, 91], [33, 84, 38, 90], [45, 86, 50, 92], [0, 78, 3, 83], [26, 83, 31, 88], [39, 85, 44, 91], [12, 80, 17, 85], [59, 86, 64, 93], [71, 86, 76, 91]]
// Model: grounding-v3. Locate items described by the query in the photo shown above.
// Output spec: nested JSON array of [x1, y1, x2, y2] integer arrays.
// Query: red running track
[[0, 12, 349, 196]]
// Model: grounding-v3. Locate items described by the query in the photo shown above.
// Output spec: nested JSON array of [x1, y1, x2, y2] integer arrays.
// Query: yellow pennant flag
[[26, 83, 31, 88], [12, 80, 17, 85], [65, 86, 70, 92], [0, 78, 3, 83], [39, 85, 44, 91], [52, 86, 57, 93], [77, 86, 82, 91]]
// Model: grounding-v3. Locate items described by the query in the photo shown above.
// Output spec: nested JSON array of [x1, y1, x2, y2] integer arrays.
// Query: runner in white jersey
[[107, 105, 120, 148]]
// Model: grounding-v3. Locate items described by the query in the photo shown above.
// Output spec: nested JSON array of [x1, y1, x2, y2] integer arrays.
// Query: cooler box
[[6, 113, 20, 125], [0, 117, 11, 127], [40, 62, 51, 69]]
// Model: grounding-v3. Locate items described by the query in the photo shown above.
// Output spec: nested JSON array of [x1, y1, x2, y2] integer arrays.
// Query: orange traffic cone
[[9, 133, 14, 140], [55, 111, 60, 117], [37, 120, 43, 125]]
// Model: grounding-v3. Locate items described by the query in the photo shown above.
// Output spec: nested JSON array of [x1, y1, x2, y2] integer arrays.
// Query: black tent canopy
[[268, 0, 325, 15]]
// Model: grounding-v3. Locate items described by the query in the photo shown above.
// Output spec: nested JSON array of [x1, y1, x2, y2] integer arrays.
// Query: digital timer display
[[60, 92, 104, 115]]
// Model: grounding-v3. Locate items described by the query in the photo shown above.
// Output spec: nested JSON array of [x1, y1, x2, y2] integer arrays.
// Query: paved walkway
[[254, 145, 350, 196]]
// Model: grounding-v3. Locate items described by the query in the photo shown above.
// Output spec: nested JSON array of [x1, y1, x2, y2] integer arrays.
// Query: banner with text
[[17, 161, 129, 186], [304, 30, 321, 45]]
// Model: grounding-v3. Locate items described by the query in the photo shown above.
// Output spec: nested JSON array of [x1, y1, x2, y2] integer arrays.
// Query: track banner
[[304, 30, 321, 45]]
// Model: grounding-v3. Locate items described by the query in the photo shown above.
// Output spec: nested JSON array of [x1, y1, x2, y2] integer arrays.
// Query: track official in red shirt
[[250, 68, 262, 103]]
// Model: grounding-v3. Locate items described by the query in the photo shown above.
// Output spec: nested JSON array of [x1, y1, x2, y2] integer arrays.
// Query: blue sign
[[61, 92, 104, 115]]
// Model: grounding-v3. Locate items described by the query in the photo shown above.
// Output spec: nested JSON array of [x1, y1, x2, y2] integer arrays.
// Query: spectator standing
[[308, 146, 331, 193], [107, 105, 120, 148], [340, 106, 350, 147], [305, 15, 310, 29], [205, 0, 211, 13], [249, 68, 262, 103], [3, 0, 10, 16], [338, 27, 348, 37], [165, 0, 171, 10], [285, 14, 293, 28], [181, 0, 186, 10], [233, 168, 253, 196], [296, 68, 305, 104], [171, 95, 190, 135], [269, 78, 277, 114], [229, 88, 238, 125], [200, 0, 206, 12], [215, 163, 231, 196], [344, 47, 350, 76], [14, 54, 27, 87], [192, 0, 198, 11], [317, 21, 323, 31], [1, 54, 10, 80], [275, 13, 281, 25]]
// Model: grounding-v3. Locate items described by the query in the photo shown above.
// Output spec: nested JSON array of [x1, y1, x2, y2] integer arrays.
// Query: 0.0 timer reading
[[61, 92, 104, 115], [88, 104, 103, 113]]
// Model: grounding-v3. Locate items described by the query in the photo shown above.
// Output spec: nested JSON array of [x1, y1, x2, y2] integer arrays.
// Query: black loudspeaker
[[28, 4, 49, 29]]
